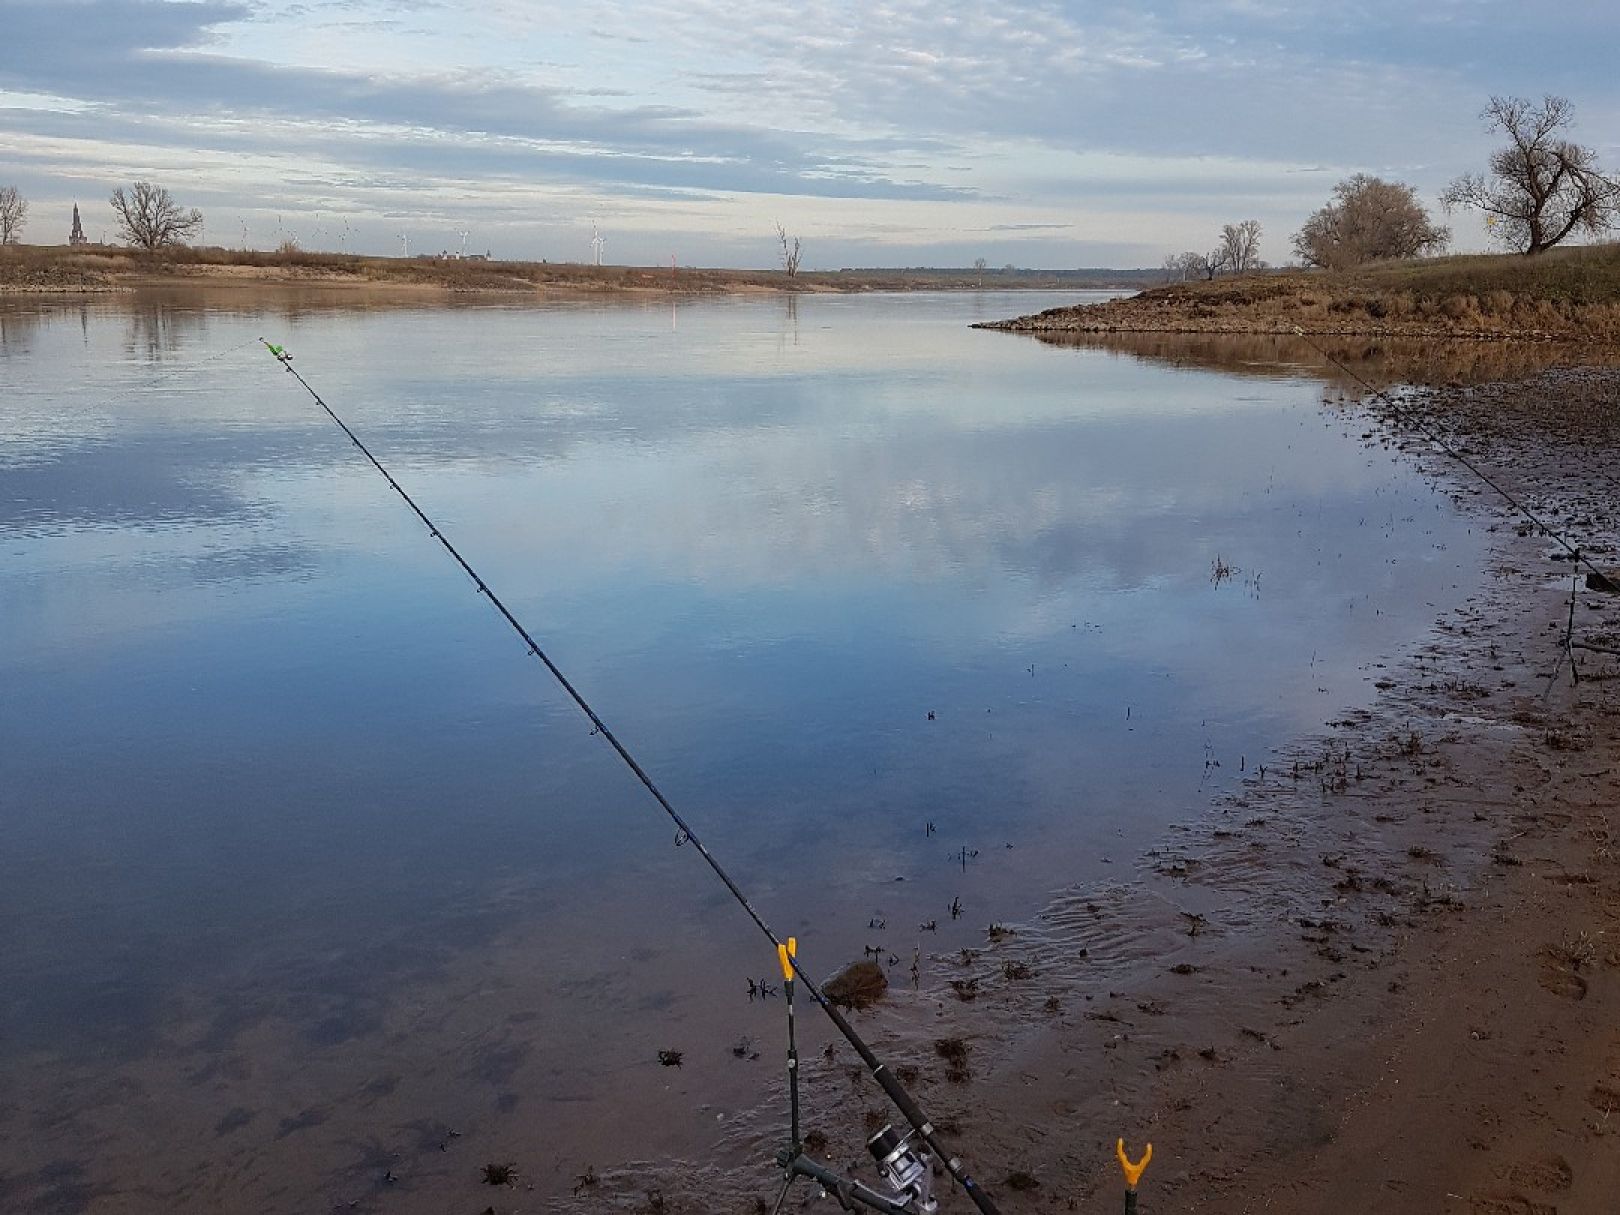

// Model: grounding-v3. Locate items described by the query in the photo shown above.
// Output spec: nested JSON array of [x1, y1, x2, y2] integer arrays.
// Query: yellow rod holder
[[776, 937, 797, 981], [1116, 1139, 1151, 1189]]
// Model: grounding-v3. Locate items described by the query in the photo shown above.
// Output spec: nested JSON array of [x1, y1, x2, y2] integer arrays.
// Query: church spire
[[69, 202, 87, 246]]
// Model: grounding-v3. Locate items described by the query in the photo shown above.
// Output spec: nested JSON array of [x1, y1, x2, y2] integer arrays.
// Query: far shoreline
[[0, 243, 1156, 298]]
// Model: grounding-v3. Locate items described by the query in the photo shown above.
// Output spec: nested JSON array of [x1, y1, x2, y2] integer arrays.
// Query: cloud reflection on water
[[0, 290, 1492, 1211]]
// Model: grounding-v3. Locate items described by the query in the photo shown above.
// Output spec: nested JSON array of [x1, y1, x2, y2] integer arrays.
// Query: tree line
[[1167, 93, 1616, 280]]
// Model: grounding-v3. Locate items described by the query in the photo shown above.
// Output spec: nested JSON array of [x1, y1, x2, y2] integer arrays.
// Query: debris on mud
[[822, 960, 888, 1010]]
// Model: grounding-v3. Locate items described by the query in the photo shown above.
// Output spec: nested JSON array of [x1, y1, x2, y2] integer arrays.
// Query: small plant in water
[[482, 1161, 517, 1186], [935, 1036, 971, 1083]]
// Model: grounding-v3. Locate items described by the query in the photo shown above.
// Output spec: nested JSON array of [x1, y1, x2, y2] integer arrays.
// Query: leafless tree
[[1219, 220, 1263, 273], [110, 182, 203, 250], [1442, 95, 1618, 254], [1174, 249, 1226, 280], [1181, 252, 1206, 280], [775, 222, 802, 276], [0, 186, 27, 245], [1294, 175, 1450, 269]]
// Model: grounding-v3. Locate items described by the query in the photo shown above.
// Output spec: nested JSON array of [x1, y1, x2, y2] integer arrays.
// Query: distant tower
[[68, 203, 87, 246], [590, 223, 605, 266]]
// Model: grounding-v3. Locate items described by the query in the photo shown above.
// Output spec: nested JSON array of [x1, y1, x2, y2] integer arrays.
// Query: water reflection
[[0, 302, 45, 353], [1028, 329, 1617, 388], [0, 290, 1490, 1212]]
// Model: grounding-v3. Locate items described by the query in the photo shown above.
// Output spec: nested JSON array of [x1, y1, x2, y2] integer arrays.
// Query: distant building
[[68, 203, 87, 246]]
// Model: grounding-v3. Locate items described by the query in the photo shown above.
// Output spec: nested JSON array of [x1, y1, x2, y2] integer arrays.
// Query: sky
[[2, 0, 1618, 268]]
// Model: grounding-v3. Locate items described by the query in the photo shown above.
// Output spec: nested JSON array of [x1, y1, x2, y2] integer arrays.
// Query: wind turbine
[[590, 223, 605, 266], [457, 229, 471, 258], [399, 232, 409, 259]]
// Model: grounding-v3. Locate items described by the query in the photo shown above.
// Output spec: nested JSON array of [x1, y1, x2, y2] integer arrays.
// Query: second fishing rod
[[258, 339, 1002, 1215]]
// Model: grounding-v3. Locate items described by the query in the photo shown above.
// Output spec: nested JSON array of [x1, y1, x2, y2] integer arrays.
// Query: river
[[0, 288, 1487, 1212]]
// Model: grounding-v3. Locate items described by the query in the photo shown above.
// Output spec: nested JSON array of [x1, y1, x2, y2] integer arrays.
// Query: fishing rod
[[1292, 326, 1618, 591], [257, 340, 1002, 1214]]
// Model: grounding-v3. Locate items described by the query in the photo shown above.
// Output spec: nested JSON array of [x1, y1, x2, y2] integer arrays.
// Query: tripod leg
[[770, 1170, 798, 1215]]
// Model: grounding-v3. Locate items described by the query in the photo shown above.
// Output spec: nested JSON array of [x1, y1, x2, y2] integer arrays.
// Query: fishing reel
[[769, 940, 951, 1215], [865, 1126, 938, 1214]]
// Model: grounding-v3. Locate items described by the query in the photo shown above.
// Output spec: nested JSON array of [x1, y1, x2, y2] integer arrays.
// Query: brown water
[[0, 289, 1501, 1212]]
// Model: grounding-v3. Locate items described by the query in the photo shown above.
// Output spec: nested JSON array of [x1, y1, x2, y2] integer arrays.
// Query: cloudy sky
[[2, 0, 1617, 267]]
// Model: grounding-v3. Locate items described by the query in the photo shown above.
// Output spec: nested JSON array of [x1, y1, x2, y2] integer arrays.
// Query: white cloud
[[2, 0, 1617, 263]]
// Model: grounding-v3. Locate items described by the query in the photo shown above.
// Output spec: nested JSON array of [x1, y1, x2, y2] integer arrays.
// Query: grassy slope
[[984, 243, 1620, 341], [0, 244, 1148, 294]]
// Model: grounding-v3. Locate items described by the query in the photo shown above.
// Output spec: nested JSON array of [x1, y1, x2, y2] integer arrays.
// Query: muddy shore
[[958, 364, 1620, 1215], [555, 362, 1619, 1214], [941, 366, 1620, 1214]]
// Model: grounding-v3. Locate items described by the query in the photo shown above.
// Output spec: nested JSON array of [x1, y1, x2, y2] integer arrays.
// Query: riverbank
[[941, 365, 1620, 1213], [0, 244, 1153, 296], [977, 245, 1620, 344]]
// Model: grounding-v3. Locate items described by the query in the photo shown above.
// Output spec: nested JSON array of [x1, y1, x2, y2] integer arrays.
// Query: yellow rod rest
[[1116, 1139, 1152, 1189], [777, 937, 797, 981]]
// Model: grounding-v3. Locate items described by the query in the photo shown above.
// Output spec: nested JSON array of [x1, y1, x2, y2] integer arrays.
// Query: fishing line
[[1293, 327, 1617, 589], [11, 335, 264, 421], [128, 336, 267, 389], [257, 339, 1001, 1215]]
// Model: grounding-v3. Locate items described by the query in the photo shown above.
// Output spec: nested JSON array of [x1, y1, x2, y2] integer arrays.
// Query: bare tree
[[1294, 175, 1450, 269], [775, 222, 802, 276], [1165, 251, 1207, 281], [110, 182, 203, 250], [1180, 249, 1227, 280], [0, 186, 27, 245], [1219, 220, 1263, 273], [1442, 95, 1618, 254]]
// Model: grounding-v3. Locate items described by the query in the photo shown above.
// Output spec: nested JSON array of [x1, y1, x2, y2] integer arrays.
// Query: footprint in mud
[[1537, 962, 1588, 1001], [1587, 1082, 1620, 1115], [1470, 1197, 1556, 1215], [1502, 1154, 1573, 1194]]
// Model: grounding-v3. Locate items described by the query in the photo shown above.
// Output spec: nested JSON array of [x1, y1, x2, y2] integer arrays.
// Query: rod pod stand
[[768, 940, 926, 1215]]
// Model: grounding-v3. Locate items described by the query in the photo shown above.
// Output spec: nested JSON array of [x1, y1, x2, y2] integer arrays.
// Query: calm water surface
[[0, 290, 1484, 1210]]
